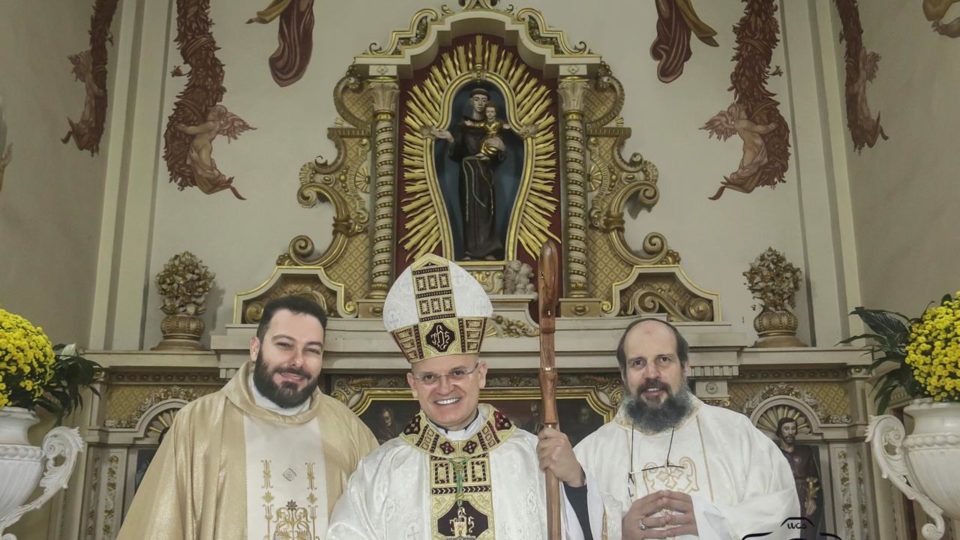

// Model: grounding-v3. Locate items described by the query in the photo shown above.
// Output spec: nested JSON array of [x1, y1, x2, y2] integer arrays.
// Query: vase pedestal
[[154, 313, 206, 350], [0, 407, 84, 539], [867, 399, 960, 540], [753, 309, 808, 348]]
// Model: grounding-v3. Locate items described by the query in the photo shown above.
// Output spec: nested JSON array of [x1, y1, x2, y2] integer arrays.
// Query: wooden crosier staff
[[538, 239, 562, 539]]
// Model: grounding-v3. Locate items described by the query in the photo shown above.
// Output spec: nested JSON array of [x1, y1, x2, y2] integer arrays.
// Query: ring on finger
[[638, 518, 647, 531]]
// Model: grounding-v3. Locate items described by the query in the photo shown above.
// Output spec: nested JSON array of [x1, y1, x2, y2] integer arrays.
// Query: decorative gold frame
[[399, 36, 559, 261], [234, 2, 720, 322]]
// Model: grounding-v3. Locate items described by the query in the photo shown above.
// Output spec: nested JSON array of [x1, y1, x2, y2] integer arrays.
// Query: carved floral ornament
[[235, 3, 718, 324], [156, 251, 215, 316]]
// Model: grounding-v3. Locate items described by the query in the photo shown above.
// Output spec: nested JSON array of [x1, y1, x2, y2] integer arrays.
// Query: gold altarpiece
[[60, 3, 897, 539]]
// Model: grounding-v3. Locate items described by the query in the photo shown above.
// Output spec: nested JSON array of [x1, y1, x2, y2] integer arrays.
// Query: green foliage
[[840, 307, 922, 414], [37, 344, 102, 425]]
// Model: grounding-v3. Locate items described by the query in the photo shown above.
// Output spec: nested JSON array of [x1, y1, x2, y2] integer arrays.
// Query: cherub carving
[[835, 0, 888, 152], [175, 105, 255, 200], [702, 103, 776, 196], [61, 0, 118, 156], [924, 0, 960, 37], [61, 51, 105, 154], [848, 47, 888, 150], [0, 97, 10, 194], [503, 260, 537, 295]]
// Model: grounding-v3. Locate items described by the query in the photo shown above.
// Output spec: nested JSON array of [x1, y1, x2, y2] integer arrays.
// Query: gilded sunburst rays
[[399, 36, 559, 261]]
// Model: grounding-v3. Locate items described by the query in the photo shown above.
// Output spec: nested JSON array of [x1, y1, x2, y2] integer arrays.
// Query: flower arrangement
[[743, 248, 802, 312], [0, 308, 101, 423], [905, 292, 960, 402], [156, 251, 215, 316], [842, 291, 960, 413]]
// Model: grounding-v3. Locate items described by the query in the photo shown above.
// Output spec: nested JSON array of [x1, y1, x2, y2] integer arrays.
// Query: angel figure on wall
[[0, 97, 11, 194], [175, 105, 254, 200], [61, 51, 105, 154], [924, 0, 960, 37], [702, 102, 776, 197], [849, 47, 888, 149]]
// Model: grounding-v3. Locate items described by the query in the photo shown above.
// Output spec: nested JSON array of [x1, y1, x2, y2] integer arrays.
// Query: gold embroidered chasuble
[[117, 361, 378, 540], [328, 403, 564, 540], [401, 405, 516, 539], [573, 397, 800, 540]]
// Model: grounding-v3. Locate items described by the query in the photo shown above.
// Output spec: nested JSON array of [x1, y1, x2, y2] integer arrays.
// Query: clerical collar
[[427, 409, 483, 441], [247, 372, 311, 416]]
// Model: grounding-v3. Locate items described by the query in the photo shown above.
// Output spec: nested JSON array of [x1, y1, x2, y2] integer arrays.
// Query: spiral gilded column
[[368, 77, 399, 298], [558, 77, 590, 298]]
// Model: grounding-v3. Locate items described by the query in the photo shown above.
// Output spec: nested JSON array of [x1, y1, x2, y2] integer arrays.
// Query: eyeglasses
[[410, 361, 481, 386], [627, 423, 682, 500]]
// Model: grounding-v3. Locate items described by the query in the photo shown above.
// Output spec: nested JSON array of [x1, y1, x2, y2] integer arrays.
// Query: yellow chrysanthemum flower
[[905, 292, 960, 403]]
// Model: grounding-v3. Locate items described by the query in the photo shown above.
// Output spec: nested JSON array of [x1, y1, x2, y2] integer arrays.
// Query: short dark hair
[[776, 416, 799, 437], [470, 87, 490, 99], [615, 318, 689, 372], [255, 296, 328, 342]]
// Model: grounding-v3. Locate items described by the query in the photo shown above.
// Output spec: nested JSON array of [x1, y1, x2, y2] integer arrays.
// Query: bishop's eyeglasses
[[627, 424, 683, 500], [410, 361, 481, 387]]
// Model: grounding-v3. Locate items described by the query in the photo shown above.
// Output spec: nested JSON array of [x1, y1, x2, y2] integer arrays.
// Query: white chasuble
[[328, 404, 581, 540], [245, 415, 328, 540], [574, 397, 799, 540]]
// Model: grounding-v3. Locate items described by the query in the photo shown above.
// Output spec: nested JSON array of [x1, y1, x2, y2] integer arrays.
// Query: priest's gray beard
[[625, 380, 693, 433], [253, 353, 320, 408]]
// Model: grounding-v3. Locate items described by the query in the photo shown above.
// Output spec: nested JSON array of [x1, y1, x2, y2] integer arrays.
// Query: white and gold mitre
[[383, 254, 493, 363]]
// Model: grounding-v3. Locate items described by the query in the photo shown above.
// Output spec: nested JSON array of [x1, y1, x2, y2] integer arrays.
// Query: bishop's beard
[[624, 380, 693, 432]]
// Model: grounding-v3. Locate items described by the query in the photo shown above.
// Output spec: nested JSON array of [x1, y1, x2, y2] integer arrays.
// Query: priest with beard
[[119, 296, 378, 539], [538, 318, 799, 539]]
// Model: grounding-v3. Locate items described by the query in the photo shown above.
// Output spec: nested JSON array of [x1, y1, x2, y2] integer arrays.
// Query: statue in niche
[[175, 105, 255, 200], [426, 87, 530, 261], [775, 417, 823, 539]]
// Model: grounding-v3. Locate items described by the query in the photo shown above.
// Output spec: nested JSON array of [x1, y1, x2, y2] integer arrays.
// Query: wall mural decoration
[[650, 0, 718, 83], [246, 0, 316, 86], [835, 0, 888, 152], [701, 0, 790, 200], [61, 0, 120, 156], [924, 0, 960, 37], [0, 97, 10, 194], [165, 0, 254, 200]]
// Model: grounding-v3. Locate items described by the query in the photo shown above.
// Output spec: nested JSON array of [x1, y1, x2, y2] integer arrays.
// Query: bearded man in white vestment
[[538, 318, 799, 539], [119, 296, 378, 539], [327, 255, 582, 540]]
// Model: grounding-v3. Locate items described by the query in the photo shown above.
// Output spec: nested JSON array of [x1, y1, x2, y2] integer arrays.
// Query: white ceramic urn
[[0, 407, 84, 539], [867, 398, 960, 540]]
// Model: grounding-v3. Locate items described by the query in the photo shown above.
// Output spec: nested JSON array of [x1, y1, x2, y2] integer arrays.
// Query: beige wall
[[0, 2, 115, 343], [844, 2, 960, 315], [0, 4, 121, 538]]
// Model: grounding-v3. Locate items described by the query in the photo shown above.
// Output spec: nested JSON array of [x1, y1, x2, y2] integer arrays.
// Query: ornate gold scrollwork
[[516, 8, 591, 55], [334, 66, 373, 131], [583, 63, 625, 130], [490, 314, 539, 337], [233, 6, 718, 327], [365, 9, 439, 56]]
